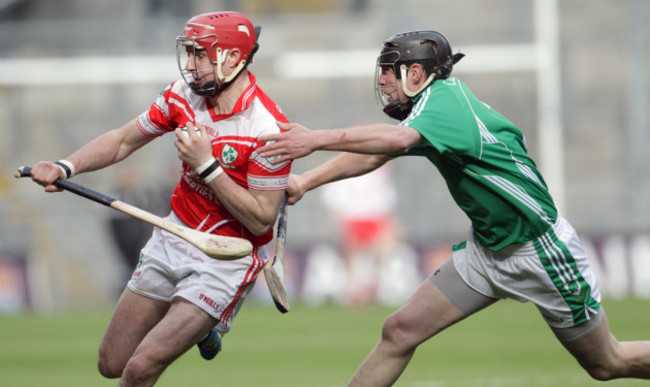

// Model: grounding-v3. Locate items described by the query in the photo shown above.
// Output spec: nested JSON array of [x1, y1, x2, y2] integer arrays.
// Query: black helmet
[[375, 30, 464, 120], [379, 30, 462, 80]]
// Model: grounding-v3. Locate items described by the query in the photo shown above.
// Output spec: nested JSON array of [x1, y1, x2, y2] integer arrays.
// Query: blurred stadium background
[[0, 0, 648, 315]]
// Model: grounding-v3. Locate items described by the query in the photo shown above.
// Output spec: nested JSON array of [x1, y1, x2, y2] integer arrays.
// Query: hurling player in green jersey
[[259, 30, 650, 386]]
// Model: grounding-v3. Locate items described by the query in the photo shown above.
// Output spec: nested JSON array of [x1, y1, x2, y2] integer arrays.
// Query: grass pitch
[[1, 298, 649, 386]]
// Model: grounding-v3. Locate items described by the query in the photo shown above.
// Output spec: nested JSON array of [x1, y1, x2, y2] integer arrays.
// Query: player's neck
[[209, 70, 251, 115]]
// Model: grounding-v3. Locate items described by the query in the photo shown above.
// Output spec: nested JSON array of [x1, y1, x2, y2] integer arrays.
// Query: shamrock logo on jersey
[[221, 144, 238, 165]]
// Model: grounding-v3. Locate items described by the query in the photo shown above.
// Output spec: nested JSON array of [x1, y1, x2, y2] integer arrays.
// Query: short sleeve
[[399, 83, 481, 158]]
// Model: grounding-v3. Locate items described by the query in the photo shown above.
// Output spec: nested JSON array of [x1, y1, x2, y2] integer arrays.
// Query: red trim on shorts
[[219, 248, 264, 324]]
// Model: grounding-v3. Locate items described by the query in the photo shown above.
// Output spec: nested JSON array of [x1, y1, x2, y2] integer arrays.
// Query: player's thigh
[[429, 256, 498, 316], [132, 297, 217, 364], [99, 288, 169, 366], [388, 256, 499, 344], [388, 280, 471, 344]]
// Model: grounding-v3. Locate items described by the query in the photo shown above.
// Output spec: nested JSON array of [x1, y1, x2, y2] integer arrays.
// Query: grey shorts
[[429, 217, 603, 342]]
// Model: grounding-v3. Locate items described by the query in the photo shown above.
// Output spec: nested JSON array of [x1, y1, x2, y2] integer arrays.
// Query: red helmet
[[177, 12, 260, 97], [178, 12, 257, 64]]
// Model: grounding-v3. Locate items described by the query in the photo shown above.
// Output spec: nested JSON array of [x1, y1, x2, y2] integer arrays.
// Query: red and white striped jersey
[[136, 72, 292, 247]]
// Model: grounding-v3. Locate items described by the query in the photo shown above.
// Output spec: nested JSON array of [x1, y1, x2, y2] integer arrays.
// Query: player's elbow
[[386, 126, 421, 154], [247, 219, 274, 236], [385, 136, 415, 155], [388, 138, 413, 154], [244, 199, 281, 236]]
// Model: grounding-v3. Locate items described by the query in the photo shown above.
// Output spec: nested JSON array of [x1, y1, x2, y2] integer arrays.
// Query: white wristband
[[195, 157, 217, 175], [203, 166, 224, 184], [54, 159, 76, 179]]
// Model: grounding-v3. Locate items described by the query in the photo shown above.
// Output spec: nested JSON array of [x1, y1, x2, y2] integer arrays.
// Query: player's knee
[[97, 352, 124, 379], [579, 354, 623, 381], [381, 312, 422, 351], [97, 340, 129, 378], [583, 363, 617, 381], [121, 354, 161, 384], [577, 341, 627, 381]]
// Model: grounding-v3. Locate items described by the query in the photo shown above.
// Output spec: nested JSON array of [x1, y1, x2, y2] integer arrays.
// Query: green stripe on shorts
[[533, 228, 599, 326]]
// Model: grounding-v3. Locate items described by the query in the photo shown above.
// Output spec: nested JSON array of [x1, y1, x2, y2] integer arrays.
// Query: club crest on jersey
[[221, 144, 238, 165]]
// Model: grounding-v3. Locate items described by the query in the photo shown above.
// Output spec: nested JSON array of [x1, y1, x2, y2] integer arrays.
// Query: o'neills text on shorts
[[199, 293, 220, 312]]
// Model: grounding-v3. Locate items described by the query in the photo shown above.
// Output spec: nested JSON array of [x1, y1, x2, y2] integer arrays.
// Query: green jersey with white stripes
[[400, 77, 558, 251]]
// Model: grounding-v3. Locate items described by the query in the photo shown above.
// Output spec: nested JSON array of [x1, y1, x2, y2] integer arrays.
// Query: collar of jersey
[[205, 72, 258, 122]]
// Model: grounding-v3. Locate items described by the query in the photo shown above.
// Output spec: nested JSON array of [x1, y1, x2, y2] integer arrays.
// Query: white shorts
[[127, 211, 269, 334], [451, 216, 601, 329]]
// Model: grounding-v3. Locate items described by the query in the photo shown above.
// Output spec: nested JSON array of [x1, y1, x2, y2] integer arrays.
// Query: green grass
[[0, 298, 649, 386]]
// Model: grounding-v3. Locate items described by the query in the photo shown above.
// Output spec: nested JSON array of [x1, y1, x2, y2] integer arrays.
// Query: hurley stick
[[15, 166, 252, 260], [263, 193, 290, 313]]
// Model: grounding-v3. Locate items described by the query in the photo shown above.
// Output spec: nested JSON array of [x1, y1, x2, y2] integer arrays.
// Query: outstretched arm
[[258, 122, 422, 164], [30, 118, 153, 192], [288, 152, 394, 205]]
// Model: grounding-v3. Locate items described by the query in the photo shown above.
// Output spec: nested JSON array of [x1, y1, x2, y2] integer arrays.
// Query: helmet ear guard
[[400, 51, 464, 98], [400, 64, 436, 98], [215, 24, 261, 84]]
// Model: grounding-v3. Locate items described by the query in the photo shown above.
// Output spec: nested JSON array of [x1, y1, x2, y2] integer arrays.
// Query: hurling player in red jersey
[[29, 12, 291, 386]]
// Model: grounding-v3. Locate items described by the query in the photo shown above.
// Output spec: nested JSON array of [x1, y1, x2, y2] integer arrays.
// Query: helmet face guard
[[374, 50, 413, 121], [176, 12, 260, 98], [177, 37, 221, 97]]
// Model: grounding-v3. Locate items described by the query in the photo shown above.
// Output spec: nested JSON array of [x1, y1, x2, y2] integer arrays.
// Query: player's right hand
[[258, 122, 316, 164], [30, 161, 65, 192]]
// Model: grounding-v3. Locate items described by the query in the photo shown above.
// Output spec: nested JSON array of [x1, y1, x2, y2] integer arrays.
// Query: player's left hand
[[285, 174, 305, 205], [258, 122, 316, 164], [174, 121, 214, 170]]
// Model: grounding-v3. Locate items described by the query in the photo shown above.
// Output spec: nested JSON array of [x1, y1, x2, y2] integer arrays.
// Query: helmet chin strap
[[215, 48, 247, 83], [400, 64, 436, 98], [192, 48, 247, 97]]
